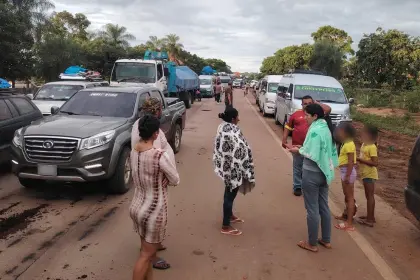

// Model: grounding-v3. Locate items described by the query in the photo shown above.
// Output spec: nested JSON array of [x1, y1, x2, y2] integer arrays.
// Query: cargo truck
[[109, 51, 199, 108]]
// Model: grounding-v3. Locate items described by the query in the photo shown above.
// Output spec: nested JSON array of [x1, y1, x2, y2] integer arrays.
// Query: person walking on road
[[131, 97, 175, 270], [288, 104, 338, 252], [214, 79, 223, 103], [130, 115, 180, 280], [224, 81, 233, 110], [213, 107, 256, 236], [282, 96, 331, 196]]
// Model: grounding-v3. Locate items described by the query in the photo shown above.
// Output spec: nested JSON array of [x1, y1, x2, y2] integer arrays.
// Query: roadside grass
[[350, 107, 420, 137]]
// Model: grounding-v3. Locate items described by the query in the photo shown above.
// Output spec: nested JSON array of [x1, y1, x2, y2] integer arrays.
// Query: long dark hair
[[138, 114, 160, 140], [304, 104, 335, 143], [218, 107, 238, 123]]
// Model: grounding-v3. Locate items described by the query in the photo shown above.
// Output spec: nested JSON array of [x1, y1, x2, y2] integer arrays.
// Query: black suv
[[0, 90, 43, 165], [405, 135, 420, 221]]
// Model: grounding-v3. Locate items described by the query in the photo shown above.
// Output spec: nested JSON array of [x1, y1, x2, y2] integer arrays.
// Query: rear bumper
[[405, 186, 420, 221]]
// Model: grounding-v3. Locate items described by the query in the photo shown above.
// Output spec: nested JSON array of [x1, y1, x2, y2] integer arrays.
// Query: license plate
[[37, 165, 57, 176]]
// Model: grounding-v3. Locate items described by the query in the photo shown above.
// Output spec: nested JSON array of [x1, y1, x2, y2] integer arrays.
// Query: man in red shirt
[[282, 95, 331, 196]]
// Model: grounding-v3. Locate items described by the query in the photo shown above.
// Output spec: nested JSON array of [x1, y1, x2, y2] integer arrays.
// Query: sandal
[[230, 217, 244, 224], [318, 239, 332, 249], [356, 218, 374, 227], [221, 228, 242, 236], [158, 245, 167, 251], [153, 258, 171, 270], [297, 241, 318, 252], [335, 223, 355, 231], [334, 214, 348, 221]]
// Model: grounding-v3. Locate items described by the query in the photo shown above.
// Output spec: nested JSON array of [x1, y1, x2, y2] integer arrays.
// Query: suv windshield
[[294, 85, 347, 103], [35, 84, 83, 101], [268, 83, 279, 93], [111, 62, 156, 83], [59, 91, 136, 118], [200, 79, 211, 85]]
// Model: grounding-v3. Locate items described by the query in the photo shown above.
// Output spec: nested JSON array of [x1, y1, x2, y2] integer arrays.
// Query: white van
[[219, 76, 231, 89], [198, 75, 214, 97], [275, 72, 353, 126], [258, 75, 283, 116]]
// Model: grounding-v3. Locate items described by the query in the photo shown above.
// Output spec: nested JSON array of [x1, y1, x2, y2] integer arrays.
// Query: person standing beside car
[[224, 81, 233, 110], [282, 95, 331, 196]]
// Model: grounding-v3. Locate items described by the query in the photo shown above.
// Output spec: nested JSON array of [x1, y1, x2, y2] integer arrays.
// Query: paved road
[[0, 90, 419, 280]]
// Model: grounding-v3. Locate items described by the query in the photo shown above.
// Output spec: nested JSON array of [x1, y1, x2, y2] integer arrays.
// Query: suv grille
[[24, 136, 79, 162], [329, 114, 342, 122]]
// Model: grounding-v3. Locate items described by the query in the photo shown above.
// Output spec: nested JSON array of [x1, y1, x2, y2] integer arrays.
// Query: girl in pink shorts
[[334, 123, 357, 231]]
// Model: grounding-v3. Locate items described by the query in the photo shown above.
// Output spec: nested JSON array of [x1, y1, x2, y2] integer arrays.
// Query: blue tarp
[[0, 78, 11, 89], [201, 66, 216, 75], [64, 66, 87, 75], [166, 62, 199, 92]]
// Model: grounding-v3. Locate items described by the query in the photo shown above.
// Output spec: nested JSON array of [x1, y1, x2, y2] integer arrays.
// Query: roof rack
[[288, 69, 326, 75], [58, 73, 104, 82]]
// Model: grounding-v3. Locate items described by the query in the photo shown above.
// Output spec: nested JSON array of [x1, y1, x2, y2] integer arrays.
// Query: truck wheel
[[170, 124, 182, 154], [19, 178, 40, 189], [191, 91, 195, 105], [184, 93, 191, 109], [106, 147, 132, 195]]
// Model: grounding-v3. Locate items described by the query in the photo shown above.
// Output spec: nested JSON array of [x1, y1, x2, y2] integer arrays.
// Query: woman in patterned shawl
[[213, 107, 256, 236], [131, 97, 176, 271], [130, 115, 180, 280]]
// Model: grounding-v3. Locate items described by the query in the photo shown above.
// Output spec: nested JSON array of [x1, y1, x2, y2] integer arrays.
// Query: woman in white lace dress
[[130, 115, 180, 280]]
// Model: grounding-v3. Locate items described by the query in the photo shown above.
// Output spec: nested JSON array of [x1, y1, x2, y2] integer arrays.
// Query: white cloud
[[52, 0, 420, 72]]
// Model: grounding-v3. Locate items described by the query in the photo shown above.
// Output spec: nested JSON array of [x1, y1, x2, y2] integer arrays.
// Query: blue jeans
[[302, 169, 331, 246], [292, 153, 304, 191]]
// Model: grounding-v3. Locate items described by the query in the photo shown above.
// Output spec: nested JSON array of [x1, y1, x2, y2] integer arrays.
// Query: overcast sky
[[53, 0, 420, 72]]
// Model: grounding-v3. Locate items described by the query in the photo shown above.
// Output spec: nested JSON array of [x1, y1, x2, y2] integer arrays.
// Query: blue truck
[[110, 51, 200, 108]]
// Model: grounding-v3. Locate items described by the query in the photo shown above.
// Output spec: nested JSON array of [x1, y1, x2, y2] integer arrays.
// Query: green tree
[[163, 34, 184, 59], [49, 11, 91, 41], [205, 58, 232, 73], [311, 25, 354, 57], [356, 27, 420, 88], [145, 36, 165, 50], [310, 40, 344, 78], [98, 24, 135, 49], [0, 1, 34, 85]]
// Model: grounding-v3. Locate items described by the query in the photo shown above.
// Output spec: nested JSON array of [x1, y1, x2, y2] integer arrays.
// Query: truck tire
[[106, 147, 132, 195], [184, 94, 191, 109], [191, 91, 195, 105], [170, 123, 182, 154], [19, 178, 40, 189]]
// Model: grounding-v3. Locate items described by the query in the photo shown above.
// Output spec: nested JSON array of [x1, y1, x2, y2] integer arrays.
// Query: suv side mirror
[[51, 106, 60, 115], [348, 98, 355, 104], [164, 68, 169, 77]]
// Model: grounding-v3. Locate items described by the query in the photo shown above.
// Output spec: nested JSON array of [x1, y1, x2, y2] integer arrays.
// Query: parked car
[[232, 79, 243, 88], [29, 79, 109, 116], [274, 70, 354, 126], [11, 86, 186, 194], [0, 90, 43, 165], [258, 75, 282, 116], [405, 135, 420, 221], [199, 75, 214, 98]]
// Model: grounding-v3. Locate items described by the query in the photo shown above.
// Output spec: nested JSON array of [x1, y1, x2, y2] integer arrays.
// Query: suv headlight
[[13, 128, 23, 147], [80, 130, 115, 150]]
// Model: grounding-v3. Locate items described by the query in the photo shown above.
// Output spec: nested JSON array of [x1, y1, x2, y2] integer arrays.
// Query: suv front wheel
[[170, 124, 182, 154], [107, 147, 132, 194]]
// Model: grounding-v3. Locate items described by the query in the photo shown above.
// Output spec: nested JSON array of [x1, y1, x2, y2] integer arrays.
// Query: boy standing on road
[[282, 95, 331, 196]]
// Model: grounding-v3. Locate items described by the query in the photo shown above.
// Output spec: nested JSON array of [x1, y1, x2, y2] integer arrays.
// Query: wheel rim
[[124, 154, 131, 185], [175, 128, 181, 149]]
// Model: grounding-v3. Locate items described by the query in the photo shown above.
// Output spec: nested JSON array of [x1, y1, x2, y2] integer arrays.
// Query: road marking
[[244, 96, 400, 280]]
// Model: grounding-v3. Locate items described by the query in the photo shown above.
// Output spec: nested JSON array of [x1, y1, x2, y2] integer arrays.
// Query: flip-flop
[[318, 239, 332, 249], [335, 223, 355, 231], [334, 214, 348, 221], [356, 218, 374, 227], [230, 217, 245, 224], [153, 259, 171, 270], [297, 241, 318, 252], [221, 228, 242, 236], [158, 246, 167, 251]]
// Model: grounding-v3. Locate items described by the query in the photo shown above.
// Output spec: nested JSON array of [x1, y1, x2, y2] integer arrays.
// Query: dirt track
[[0, 90, 419, 280]]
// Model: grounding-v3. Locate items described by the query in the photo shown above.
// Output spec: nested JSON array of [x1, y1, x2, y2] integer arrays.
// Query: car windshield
[[268, 83, 279, 93], [59, 91, 136, 118], [294, 85, 347, 103], [200, 79, 211, 85], [111, 62, 156, 83], [35, 84, 83, 101]]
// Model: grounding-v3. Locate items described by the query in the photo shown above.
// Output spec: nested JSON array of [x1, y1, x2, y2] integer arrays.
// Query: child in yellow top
[[357, 125, 379, 227], [335, 123, 357, 231]]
